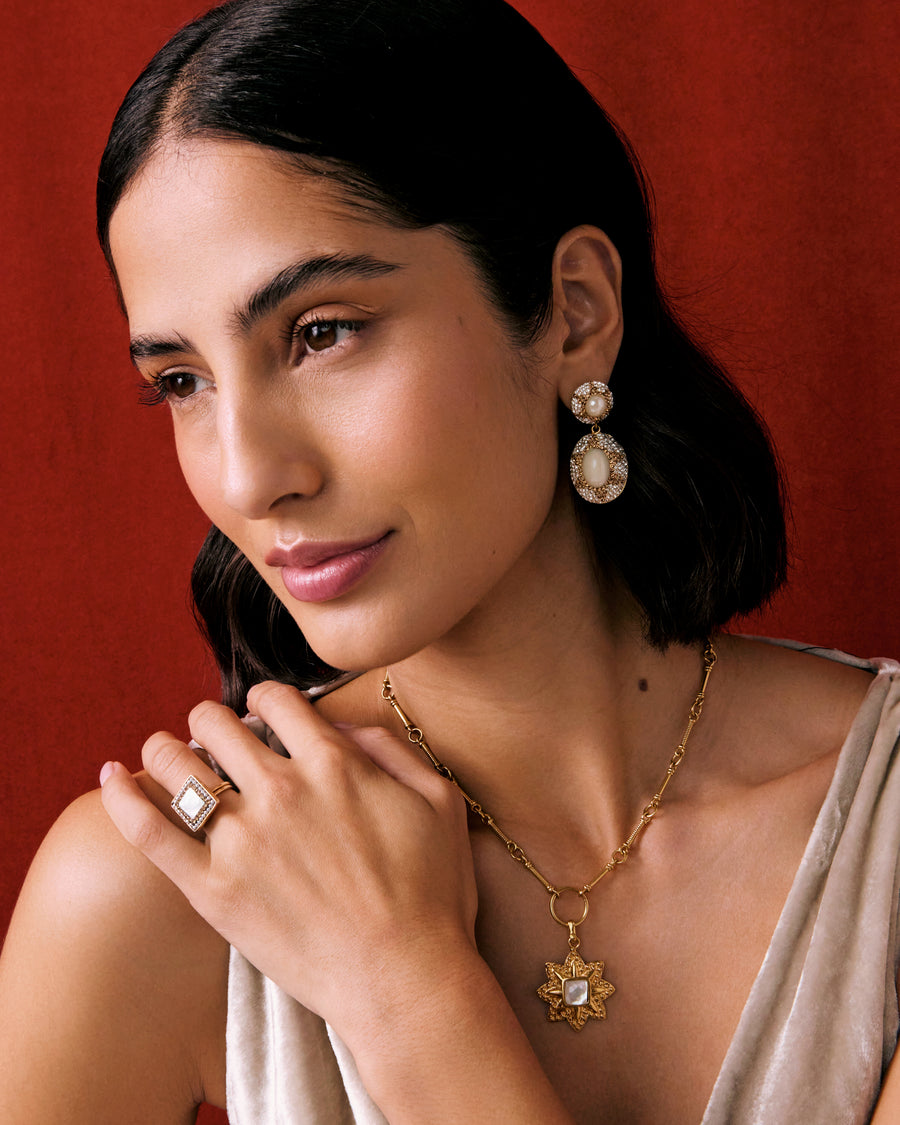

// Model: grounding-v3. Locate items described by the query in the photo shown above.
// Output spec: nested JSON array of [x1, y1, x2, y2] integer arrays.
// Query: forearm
[[341, 952, 574, 1125]]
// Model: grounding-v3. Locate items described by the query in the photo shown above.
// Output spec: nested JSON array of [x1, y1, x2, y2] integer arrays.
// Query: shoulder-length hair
[[97, 0, 786, 710]]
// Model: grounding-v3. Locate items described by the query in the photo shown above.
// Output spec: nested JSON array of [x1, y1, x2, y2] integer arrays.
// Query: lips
[[265, 532, 392, 603]]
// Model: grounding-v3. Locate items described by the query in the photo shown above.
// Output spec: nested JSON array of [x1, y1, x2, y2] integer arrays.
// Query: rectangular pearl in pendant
[[563, 978, 590, 1007]]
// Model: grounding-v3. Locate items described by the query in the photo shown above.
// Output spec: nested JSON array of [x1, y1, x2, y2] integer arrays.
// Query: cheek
[[173, 425, 223, 524], [356, 354, 560, 560], [361, 318, 553, 476]]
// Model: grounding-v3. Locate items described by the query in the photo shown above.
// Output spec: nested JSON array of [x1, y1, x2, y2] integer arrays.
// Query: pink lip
[[266, 532, 392, 603]]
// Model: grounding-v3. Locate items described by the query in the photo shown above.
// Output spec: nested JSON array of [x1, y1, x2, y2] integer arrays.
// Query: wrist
[[333, 933, 489, 1061], [335, 948, 572, 1125]]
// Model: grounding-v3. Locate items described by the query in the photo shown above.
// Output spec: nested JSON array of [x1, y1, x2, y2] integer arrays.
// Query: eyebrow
[[128, 252, 402, 366], [129, 331, 196, 365]]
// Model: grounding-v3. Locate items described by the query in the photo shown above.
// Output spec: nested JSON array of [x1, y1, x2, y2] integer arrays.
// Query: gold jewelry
[[569, 380, 628, 504], [381, 640, 717, 1030], [171, 774, 236, 832]]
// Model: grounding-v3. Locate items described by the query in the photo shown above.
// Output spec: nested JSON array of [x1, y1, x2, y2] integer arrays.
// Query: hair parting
[[98, 0, 787, 710]]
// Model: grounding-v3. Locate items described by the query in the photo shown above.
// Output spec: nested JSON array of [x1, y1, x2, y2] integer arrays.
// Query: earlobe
[[553, 226, 623, 365], [552, 227, 628, 505]]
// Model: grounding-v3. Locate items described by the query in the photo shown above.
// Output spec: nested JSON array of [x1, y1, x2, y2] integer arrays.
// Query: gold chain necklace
[[381, 640, 717, 1031]]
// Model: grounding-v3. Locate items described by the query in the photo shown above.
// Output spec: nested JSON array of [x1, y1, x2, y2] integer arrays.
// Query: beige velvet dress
[[225, 643, 900, 1123]]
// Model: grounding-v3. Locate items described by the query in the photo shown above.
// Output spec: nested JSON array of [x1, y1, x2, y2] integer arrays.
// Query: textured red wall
[[2, 1, 897, 1121]]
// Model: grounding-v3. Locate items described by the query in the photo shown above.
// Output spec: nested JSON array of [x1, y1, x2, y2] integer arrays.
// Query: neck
[[378, 502, 712, 871]]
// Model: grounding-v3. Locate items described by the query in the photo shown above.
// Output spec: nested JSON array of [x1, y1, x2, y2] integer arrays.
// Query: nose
[[216, 380, 324, 520]]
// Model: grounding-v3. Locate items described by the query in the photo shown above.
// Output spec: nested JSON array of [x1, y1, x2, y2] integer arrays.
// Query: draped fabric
[[2, 2, 898, 1122], [225, 646, 900, 1124]]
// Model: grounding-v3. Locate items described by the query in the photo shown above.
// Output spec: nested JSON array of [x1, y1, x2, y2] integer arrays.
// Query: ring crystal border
[[171, 774, 221, 832]]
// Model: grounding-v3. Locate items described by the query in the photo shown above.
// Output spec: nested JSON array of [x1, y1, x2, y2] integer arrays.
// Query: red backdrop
[[2, 1, 897, 1121]]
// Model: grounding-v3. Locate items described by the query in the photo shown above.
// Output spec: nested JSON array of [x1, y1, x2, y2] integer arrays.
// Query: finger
[[99, 761, 211, 889], [244, 680, 361, 769], [343, 724, 459, 805], [141, 730, 240, 833], [188, 699, 281, 774], [129, 767, 217, 830]]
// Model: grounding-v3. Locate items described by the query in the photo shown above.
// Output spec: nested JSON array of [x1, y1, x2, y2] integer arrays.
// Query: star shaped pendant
[[537, 948, 616, 1030]]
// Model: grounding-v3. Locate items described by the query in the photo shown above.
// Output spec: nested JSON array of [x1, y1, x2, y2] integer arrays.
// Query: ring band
[[171, 774, 235, 832]]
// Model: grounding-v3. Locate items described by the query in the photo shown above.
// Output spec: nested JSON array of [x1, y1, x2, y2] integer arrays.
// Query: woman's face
[[110, 140, 570, 670]]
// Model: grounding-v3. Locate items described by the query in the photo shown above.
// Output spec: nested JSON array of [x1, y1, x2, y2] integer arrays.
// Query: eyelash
[[288, 316, 364, 356], [138, 316, 365, 407], [138, 373, 201, 407]]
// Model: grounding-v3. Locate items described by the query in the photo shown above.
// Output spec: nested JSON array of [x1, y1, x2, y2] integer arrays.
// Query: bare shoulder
[[0, 783, 228, 1123], [709, 634, 876, 784]]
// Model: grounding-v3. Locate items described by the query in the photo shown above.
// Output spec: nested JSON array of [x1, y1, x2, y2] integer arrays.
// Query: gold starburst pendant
[[537, 947, 616, 1030]]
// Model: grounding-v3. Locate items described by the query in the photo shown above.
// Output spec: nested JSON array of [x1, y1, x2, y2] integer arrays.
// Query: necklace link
[[382, 640, 717, 928], [381, 641, 716, 1030], [549, 887, 590, 927]]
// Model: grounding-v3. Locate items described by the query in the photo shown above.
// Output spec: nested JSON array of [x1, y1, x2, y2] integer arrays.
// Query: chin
[[284, 607, 419, 675], [294, 593, 472, 675]]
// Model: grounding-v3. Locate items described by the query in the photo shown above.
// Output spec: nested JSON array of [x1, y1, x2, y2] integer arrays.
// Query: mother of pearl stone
[[177, 787, 206, 819], [585, 394, 607, 418], [582, 447, 610, 487], [563, 978, 590, 1007]]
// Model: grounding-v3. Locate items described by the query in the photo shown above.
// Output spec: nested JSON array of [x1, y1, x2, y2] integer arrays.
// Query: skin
[[0, 138, 895, 1123]]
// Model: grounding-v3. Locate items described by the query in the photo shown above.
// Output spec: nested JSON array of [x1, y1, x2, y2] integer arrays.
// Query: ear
[[550, 226, 623, 398]]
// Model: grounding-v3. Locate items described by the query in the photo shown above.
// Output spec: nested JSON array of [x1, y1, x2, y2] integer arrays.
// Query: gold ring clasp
[[549, 886, 590, 927]]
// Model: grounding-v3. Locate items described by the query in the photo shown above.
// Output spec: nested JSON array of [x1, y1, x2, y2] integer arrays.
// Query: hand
[[99, 681, 480, 1045]]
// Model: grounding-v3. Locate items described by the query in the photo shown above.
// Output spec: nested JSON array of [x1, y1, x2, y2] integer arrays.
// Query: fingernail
[[99, 761, 117, 785]]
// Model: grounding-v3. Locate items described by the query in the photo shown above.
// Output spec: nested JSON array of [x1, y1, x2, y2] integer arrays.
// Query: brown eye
[[296, 319, 361, 356], [165, 372, 202, 398], [303, 321, 340, 351], [140, 371, 212, 407]]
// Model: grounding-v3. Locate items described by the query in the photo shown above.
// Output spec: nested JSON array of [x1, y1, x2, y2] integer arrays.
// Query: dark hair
[[98, 0, 786, 710]]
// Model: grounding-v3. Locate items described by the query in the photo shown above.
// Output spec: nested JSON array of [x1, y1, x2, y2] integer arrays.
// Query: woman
[[1, 0, 897, 1121]]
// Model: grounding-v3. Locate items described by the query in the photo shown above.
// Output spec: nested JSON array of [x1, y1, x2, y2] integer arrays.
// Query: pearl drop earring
[[569, 381, 628, 504]]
